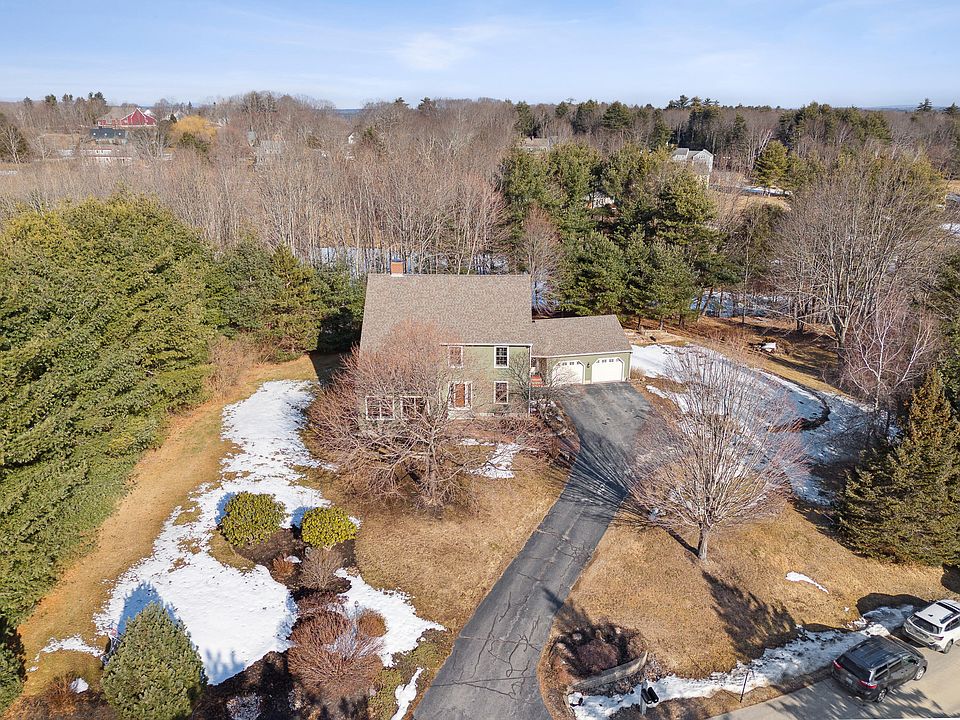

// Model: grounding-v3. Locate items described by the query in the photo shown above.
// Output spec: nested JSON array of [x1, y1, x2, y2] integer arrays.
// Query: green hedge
[[301, 507, 358, 548], [219, 492, 286, 546], [102, 604, 205, 720]]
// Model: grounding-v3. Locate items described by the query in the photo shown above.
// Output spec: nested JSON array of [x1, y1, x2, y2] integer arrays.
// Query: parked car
[[831, 636, 927, 702], [903, 599, 960, 653]]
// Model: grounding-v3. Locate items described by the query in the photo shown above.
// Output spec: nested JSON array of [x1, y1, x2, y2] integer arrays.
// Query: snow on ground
[[39, 380, 441, 686], [474, 442, 524, 479], [335, 570, 443, 666], [391, 667, 424, 720], [786, 572, 829, 593], [69, 678, 89, 693], [570, 605, 914, 718], [40, 635, 102, 658], [631, 344, 871, 505]]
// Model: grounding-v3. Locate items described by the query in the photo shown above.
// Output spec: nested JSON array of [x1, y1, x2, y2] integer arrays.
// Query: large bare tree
[[775, 153, 946, 357], [631, 347, 804, 561]]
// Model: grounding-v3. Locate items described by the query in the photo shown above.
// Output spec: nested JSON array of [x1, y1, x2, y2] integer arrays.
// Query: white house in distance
[[670, 147, 714, 185]]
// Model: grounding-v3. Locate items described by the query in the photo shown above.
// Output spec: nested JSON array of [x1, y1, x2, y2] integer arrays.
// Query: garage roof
[[531, 316, 631, 357]]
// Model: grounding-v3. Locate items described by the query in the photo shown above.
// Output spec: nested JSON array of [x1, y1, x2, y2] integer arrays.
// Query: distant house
[[359, 263, 631, 415], [96, 106, 157, 129], [670, 147, 714, 184], [519, 136, 559, 154], [89, 127, 128, 144]]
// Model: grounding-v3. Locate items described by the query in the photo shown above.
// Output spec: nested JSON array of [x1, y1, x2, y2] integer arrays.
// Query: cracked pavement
[[414, 383, 651, 720]]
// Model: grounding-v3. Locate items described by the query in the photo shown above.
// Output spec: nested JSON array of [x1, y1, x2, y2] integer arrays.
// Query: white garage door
[[592, 357, 624, 383], [552, 360, 584, 384]]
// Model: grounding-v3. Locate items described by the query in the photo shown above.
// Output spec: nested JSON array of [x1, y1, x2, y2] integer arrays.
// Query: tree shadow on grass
[[941, 565, 960, 594], [703, 572, 796, 661]]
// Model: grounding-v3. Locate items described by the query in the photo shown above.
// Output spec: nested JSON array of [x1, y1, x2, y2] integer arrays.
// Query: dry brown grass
[[315, 452, 565, 632], [300, 546, 345, 591], [288, 612, 382, 699], [270, 555, 296, 582], [15, 354, 326, 695], [356, 609, 388, 638], [566, 505, 949, 681]]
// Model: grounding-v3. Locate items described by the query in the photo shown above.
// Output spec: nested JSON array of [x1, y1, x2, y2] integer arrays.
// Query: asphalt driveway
[[414, 382, 651, 720]]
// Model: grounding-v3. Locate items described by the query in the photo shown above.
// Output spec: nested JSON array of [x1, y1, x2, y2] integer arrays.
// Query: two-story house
[[358, 262, 631, 415]]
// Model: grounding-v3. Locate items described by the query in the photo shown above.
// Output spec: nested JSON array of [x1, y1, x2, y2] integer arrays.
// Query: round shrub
[[102, 604, 206, 720], [356, 609, 387, 638], [300, 507, 358, 548], [220, 492, 285, 546]]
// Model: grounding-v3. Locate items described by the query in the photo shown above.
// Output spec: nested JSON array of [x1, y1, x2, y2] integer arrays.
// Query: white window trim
[[399, 395, 426, 419], [448, 381, 473, 409], [449, 345, 464, 368], [364, 396, 394, 421], [494, 346, 509, 368], [494, 380, 510, 405]]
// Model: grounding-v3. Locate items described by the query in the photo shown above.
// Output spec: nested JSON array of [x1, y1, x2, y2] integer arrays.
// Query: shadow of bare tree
[[703, 572, 796, 661]]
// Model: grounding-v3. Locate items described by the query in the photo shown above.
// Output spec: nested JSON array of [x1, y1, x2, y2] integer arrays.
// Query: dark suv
[[831, 636, 927, 702]]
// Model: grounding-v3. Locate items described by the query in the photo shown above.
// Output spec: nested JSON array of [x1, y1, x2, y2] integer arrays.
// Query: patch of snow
[[41, 380, 443, 687], [285, 555, 301, 564], [336, 570, 443, 666], [473, 442, 524, 479], [227, 693, 262, 720], [40, 635, 101, 658], [786, 572, 829, 593], [391, 667, 424, 720], [69, 678, 89, 693], [629, 344, 872, 505], [570, 605, 913, 718], [645, 385, 670, 400], [942, 223, 960, 237]]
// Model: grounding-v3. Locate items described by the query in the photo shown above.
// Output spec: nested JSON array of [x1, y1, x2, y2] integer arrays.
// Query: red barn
[[96, 106, 157, 128]]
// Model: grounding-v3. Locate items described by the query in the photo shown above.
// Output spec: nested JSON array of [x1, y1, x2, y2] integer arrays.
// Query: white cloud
[[394, 23, 512, 71]]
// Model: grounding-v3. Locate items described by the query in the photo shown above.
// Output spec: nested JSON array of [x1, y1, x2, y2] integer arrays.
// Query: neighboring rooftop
[[531, 316, 631, 357]]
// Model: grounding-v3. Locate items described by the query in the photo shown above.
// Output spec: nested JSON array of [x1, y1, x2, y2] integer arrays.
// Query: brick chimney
[[390, 258, 405, 276]]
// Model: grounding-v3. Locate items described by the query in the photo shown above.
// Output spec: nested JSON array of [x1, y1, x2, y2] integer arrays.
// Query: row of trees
[[0, 196, 364, 708]]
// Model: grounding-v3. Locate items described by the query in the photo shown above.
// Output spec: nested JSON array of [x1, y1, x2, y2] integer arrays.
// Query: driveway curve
[[414, 382, 651, 720]]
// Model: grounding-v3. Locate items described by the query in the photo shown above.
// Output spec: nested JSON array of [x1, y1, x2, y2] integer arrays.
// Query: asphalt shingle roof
[[359, 273, 630, 358]]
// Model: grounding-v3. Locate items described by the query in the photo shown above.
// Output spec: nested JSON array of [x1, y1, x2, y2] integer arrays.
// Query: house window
[[448, 382, 472, 409], [448, 345, 463, 368], [494, 381, 509, 405], [364, 396, 394, 420], [400, 395, 426, 418], [494, 346, 509, 368]]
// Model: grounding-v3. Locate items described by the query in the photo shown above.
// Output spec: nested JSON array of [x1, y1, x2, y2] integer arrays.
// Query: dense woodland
[[2, 91, 960, 710]]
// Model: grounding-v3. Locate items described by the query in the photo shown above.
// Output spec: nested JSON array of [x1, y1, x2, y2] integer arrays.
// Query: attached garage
[[591, 356, 624, 383], [552, 360, 585, 384]]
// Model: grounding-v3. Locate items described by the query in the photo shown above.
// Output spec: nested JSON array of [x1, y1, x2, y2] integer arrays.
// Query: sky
[[2, 0, 958, 109]]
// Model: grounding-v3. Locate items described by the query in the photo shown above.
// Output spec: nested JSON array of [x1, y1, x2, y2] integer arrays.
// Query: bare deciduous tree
[[841, 285, 939, 423], [775, 153, 946, 356], [309, 321, 490, 508], [630, 347, 804, 561]]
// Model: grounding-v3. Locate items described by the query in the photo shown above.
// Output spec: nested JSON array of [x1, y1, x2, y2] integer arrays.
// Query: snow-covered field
[[39, 380, 444, 687], [570, 605, 914, 718], [631, 344, 871, 505]]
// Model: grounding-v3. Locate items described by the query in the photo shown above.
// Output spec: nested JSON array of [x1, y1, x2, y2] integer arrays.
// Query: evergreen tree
[[0, 113, 29, 163], [917, 98, 934, 113], [571, 100, 601, 134], [944, 103, 959, 117], [753, 140, 789, 187], [601, 101, 634, 131], [0, 616, 23, 713], [544, 142, 601, 238], [514, 100, 539, 138], [839, 370, 960, 565], [102, 604, 206, 720], [556, 232, 625, 315], [623, 239, 697, 329], [649, 110, 671, 149]]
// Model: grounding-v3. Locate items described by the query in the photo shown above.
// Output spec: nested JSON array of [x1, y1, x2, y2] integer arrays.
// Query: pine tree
[[839, 370, 960, 565], [556, 232, 626, 315], [623, 240, 697, 329], [102, 604, 206, 720], [753, 140, 789, 187], [0, 616, 23, 713]]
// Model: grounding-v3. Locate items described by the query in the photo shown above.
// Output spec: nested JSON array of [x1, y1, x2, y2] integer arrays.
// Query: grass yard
[[14, 354, 325, 698], [312, 452, 566, 634]]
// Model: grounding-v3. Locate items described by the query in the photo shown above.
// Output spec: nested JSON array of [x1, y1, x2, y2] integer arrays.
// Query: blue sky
[[3, 0, 958, 108]]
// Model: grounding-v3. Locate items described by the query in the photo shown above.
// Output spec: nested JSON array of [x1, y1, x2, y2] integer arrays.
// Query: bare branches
[[630, 347, 803, 560], [309, 321, 484, 508]]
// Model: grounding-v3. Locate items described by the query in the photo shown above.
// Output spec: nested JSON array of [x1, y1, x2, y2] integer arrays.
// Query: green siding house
[[358, 266, 631, 415]]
